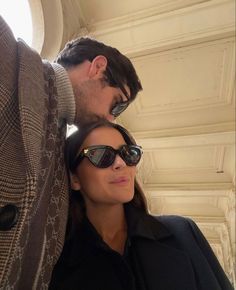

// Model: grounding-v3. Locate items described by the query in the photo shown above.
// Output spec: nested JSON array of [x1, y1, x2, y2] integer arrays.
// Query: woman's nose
[[112, 154, 126, 170]]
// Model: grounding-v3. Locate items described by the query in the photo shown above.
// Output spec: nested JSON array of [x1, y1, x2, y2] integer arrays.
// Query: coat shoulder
[[150, 214, 234, 290], [149, 214, 207, 251], [151, 214, 196, 238], [154, 214, 191, 223]]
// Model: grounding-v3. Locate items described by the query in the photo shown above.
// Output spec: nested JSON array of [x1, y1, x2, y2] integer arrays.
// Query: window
[[1, 0, 32, 46]]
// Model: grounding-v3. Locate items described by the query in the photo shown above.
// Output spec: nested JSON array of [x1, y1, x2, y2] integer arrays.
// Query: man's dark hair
[[55, 37, 142, 101]]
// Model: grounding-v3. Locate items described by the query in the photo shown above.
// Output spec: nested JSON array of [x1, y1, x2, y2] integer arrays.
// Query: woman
[[49, 119, 233, 290]]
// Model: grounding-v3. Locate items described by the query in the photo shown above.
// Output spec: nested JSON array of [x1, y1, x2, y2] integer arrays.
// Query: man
[[0, 16, 142, 289]]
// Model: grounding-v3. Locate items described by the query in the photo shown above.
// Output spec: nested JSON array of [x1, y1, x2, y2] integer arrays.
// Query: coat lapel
[[133, 238, 197, 290], [125, 205, 198, 290]]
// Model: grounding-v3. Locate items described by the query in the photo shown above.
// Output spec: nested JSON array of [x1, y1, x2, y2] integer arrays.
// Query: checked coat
[[0, 16, 75, 289]]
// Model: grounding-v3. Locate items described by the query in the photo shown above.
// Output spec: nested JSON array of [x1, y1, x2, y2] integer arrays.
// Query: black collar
[[62, 204, 172, 268], [124, 203, 171, 241]]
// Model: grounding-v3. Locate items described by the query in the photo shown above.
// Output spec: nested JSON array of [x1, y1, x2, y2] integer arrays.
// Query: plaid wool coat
[[0, 16, 73, 289]]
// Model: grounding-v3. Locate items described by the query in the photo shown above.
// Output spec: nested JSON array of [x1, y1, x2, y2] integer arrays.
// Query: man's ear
[[70, 172, 81, 191], [88, 55, 107, 79]]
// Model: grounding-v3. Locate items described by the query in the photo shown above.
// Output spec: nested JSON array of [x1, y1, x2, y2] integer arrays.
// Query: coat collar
[[80, 203, 172, 245], [63, 204, 173, 268], [54, 206, 202, 290], [124, 203, 172, 241]]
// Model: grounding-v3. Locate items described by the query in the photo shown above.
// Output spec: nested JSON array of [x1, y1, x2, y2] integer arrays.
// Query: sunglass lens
[[121, 145, 141, 166], [111, 102, 129, 117], [88, 147, 116, 168]]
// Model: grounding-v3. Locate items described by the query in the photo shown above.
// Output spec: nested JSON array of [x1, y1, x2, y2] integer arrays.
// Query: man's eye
[[112, 97, 121, 107]]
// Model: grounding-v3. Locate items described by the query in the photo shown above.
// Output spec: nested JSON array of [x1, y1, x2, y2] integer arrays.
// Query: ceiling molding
[[147, 189, 233, 197], [144, 182, 233, 190], [36, 0, 64, 60], [198, 222, 234, 279], [130, 123, 235, 139], [137, 131, 235, 149], [148, 193, 228, 215], [28, 0, 45, 53], [131, 39, 235, 116], [81, 0, 210, 27], [89, 0, 235, 56], [60, 0, 85, 45]]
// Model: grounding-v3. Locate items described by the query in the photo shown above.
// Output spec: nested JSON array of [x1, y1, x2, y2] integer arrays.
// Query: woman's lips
[[110, 177, 129, 184]]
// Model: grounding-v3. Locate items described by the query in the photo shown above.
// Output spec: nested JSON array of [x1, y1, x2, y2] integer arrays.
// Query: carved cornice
[[89, 0, 235, 57], [136, 131, 235, 150], [129, 122, 235, 139]]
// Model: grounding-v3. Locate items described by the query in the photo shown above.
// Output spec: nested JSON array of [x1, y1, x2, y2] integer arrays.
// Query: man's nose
[[107, 114, 115, 122]]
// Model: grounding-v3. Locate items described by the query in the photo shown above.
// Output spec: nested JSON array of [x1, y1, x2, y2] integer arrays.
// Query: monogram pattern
[[0, 17, 69, 289]]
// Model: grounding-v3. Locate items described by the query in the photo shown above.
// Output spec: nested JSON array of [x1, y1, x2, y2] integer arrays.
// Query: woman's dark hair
[[55, 37, 142, 101], [65, 118, 148, 236]]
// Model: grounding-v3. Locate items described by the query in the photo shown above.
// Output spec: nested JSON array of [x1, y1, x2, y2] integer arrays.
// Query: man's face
[[67, 59, 131, 124], [73, 78, 130, 123]]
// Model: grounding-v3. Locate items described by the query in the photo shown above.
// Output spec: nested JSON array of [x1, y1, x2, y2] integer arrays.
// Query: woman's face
[[71, 127, 136, 207]]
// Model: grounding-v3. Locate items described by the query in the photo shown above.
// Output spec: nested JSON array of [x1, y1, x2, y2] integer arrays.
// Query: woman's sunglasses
[[74, 144, 142, 169]]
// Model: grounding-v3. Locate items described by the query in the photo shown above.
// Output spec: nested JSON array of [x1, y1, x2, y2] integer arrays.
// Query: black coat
[[49, 205, 233, 290]]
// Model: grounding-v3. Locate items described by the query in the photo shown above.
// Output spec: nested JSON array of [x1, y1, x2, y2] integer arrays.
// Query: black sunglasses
[[74, 144, 142, 169], [110, 100, 130, 118], [106, 66, 131, 118]]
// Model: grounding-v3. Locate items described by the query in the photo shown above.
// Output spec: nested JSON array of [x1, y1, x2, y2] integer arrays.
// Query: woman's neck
[[86, 204, 127, 254]]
